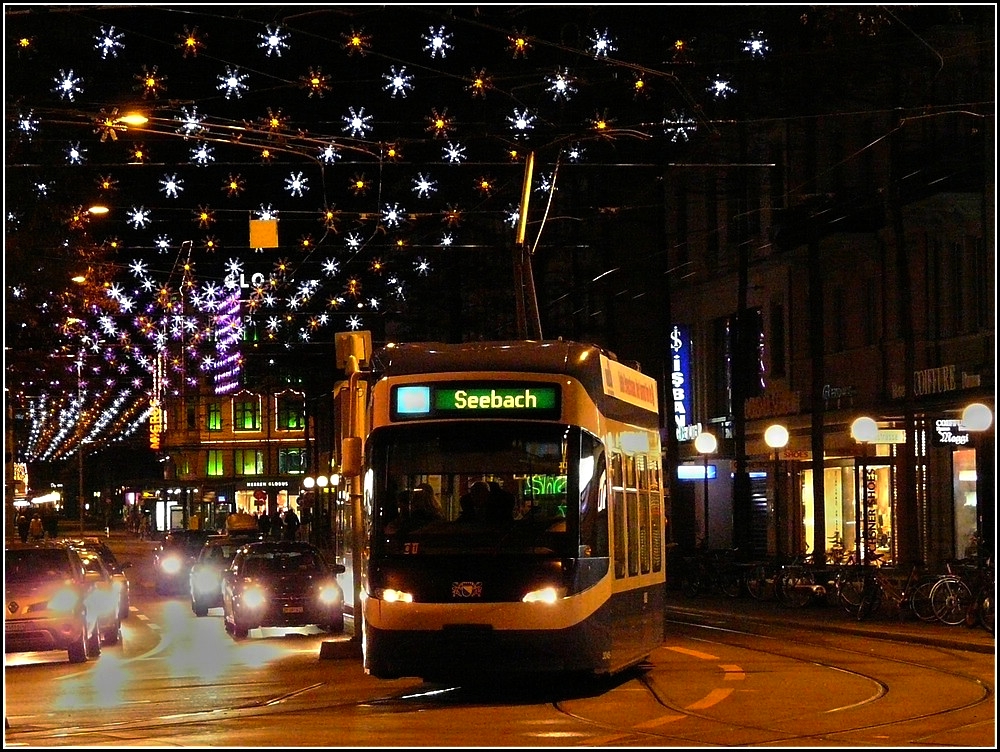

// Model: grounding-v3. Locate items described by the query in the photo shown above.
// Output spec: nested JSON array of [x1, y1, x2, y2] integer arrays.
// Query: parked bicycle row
[[674, 548, 993, 635]]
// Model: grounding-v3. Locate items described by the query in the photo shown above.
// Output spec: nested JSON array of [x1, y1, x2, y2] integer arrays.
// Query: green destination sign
[[392, 383, 560, 419], [436, 387, 557, 411]]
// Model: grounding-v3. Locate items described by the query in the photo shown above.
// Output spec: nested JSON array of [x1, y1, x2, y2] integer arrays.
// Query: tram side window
[[579, 447, 608, 558], [648, 453, 663, 573], [611, 452, 626, 579], [625, 455, 639, 577], [637, 454, 651, 575]]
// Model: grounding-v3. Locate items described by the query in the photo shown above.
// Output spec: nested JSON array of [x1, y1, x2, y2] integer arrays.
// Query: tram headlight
[[379, 588, 413, 604], [522, 586, 566, 604]]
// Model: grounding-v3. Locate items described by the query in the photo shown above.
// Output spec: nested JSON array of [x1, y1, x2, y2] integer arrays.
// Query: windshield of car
[[244, 551, 321, 575], [5, 549, 76, 583]]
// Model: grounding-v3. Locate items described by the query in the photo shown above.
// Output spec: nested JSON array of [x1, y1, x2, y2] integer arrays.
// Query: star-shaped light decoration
[[128, 144, 148, 163], [256, 204, 278, 221], [589, 109, 615, 134], [259, 107, 288, 139], [16, 109, 38, 140], [546, 68, 577, 101], [672, 38, 692, 63], [508, 28, 532, 58], [707, 75, 737, 99], [319, 205, 341, 231], [474, 176, 495, 196], [53, 69, 83, 101], [349, 174, 369, 196], [412, 173, 437, 198], [321, 257, 341, 277], [342, 106, 373, 137], [66, 206, 90, 231], [440, 233, 454, 247], [300, 67, 331, 98], [425, 108, 453, 139], [632, 73, 650, 99], [298, 234, 315, 252], [136, 65, 166, 98], [413, 257, 431, 276], [536, 172, 558, 193], [565, 143, 586, 162], [190, 141, 215, 165], [442, 141, 466, 163], [176, 106, 205, 138], [176, 26, 206, 58], [505, 204, 521, 227], [65, 141, 87, 165], [381, 203, 406, 228], [203, 236, 220, 253], [383, 143, 402, 162], [742, 31, 770, 58], [160, 173, 184, 198], [318, 142, 341, 164], [663, 109, 697, 142], [217, 66, 249, 99], [154, 235, 172, 253], [34, 181, 51, 197], [589, 28, 616, 58], [422, 26, 453, 59], [259, 24, 290, 57], [383, 66, 414, 98], [194, 206, 215, 228], [96, 174, 118, 193], [467, 68, 493, 98], [259, 146, 275, 163], [508, 108, 536, 137], [126, 206, 151, 229], [222, 174, 245, 197], [94, 26, 124, 59], [345, 233, 362, 250], [341, 28, 371, 56], [442, 205, 462, 227], [285, 172, 309, 197], [94, 108, 126, 142]]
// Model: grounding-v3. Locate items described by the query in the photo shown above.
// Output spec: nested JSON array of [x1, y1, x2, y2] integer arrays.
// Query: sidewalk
[[665, 589, 995, 655]]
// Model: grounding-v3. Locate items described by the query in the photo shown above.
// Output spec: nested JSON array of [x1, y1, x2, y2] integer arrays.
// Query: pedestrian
[[283, 507, 300, 541], [257, 509, 271, 539], [16, 512, 30, 543], [269, 509, 283, 539], [28, 512, 44, 541]]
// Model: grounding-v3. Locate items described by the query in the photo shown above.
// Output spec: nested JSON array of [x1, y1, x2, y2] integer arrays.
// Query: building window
[[276, 393, 305, 431], [186, 405, 196, 430], [207, 402, 222, 431], [278, 448, 307, 474], [235, 449, 262, 476], [207, 450, 224, 477], [233, 396, 261, 431]]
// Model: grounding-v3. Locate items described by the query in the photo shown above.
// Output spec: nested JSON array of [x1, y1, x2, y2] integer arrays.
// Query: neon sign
[[670, 325, 693, 441]]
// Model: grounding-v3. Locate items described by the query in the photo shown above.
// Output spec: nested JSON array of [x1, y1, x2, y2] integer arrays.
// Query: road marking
[[666, 646, 718, 660], [719, 663, 746, 680], [686, 687, 734, 709]]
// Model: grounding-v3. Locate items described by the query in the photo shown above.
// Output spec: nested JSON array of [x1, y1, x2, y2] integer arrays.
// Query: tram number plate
[[283, 606, 304, 613]]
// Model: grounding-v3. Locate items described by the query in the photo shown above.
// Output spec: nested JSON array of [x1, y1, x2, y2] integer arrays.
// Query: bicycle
[[776, 552, 825, 608], [848, 555, 941, 622], [680, 547, 743, 598], [929, 559, 977, 626]]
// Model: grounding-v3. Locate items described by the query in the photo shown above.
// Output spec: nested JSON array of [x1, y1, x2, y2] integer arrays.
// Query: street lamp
[[694, 431, 717, 549], [850, 416, 878, 563], [76, 357, 86, 533], [764, 424, 789, 561]]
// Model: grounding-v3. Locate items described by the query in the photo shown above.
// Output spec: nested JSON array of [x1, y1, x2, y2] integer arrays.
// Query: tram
[[355, 339, 667, 681]]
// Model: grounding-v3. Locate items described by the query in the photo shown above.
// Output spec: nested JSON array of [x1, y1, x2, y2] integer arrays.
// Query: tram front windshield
[[367, 422, 603, 558]]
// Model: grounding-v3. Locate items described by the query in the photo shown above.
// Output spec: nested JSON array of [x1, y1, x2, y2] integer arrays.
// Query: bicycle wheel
[[856, 577, 882, 621], [746, 564, 776, 601], [835, 567, 866, 617], [779, 567, 816, 608], [979, 590, 994, 635], [717, 564, 743, 598], [908, 576, 939, 622], [930, 577, 973, 625], [681, 561, 704, 597]]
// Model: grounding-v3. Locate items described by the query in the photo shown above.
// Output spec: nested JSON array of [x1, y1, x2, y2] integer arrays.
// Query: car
[[74, 549, 121, 645], [4, 541, 103, 663], [189, 535, 249, 616], [153, 529, 215, 595], [221, 540, 346, 639], [58, 536, 132, 621]]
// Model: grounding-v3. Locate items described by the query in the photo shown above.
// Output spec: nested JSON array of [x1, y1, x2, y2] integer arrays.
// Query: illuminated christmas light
[[65, 142, 87, 165], [349, 174, 369, 195], [319, 205, 341, 231], [707, 76, 737, 99], [160, 173, 184, 198], [194, 206, 215, 228], [414, 257, 431, 275], [261, 107, 288, 136], [442, 141, 466, 163], [422, 26, 453, 59], [94, 26, 124, 59], [383, 66, 414, 98], [126, 206, 151, 229], [217, 66, 249, 99], [383, 143, 402, 161], [176, 106, 205, 138], [285, 171, 309, 197], [589, 29, 616, 58], [565, 143, 585, 162], [321, 258, 340, 276], [381, 203, 406, 227], [223, 174, 245, 197], [256, 204, 278, 221], [467, 68, 492, 98], [505, 205, 520, 226], [341, 28, 371, 56], [16, 109, 38, 139], [176, 26, 206, 58], [475, 176, 495, 196], [663, 109, 697, 142], [128, 144, 148, 163], [154, 235, 172, 253], [440, 233, 454, 247], [53, 69, 83, 101], [545, 68, 577, 101], [342, 106, 373, 137], [507, 108, 536, 135], [136, 65, 166, 98], [318, 142, 341, 164], [203, 236, 219, 253], [425, 108, 453, 138], [412, 173, 438, 198], [589, 109, 615, 133], [299, 234, 314, 251], [508, 28, 532, 58], [442, 205, 462, 227], [258, 24, 290, 57], [300, 67, 331, 98], [742, 31, 770, 57], [190, 141, 215, 165], [345, 233, 362, 250]]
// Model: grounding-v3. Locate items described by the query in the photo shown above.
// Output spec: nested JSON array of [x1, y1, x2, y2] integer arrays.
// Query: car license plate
[[283, 606, 304, 613]]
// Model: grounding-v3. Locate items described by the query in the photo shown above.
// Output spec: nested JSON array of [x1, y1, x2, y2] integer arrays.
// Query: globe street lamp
[[850, 416, 879, 563], [694, 431, 717, 549], [764, 424, 789, 561]]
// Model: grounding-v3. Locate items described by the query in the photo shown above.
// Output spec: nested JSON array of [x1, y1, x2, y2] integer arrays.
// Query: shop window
[[952, 448, 978, 558]]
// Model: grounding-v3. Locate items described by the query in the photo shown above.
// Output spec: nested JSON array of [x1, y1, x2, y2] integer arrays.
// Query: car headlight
[[522, 586, 566, 604], [318, 583, 342, 605], [160, 554, 182, 575], [85, 588, 116, 616], [47, 587, 81, 613], [241, 586, 266, 609]]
